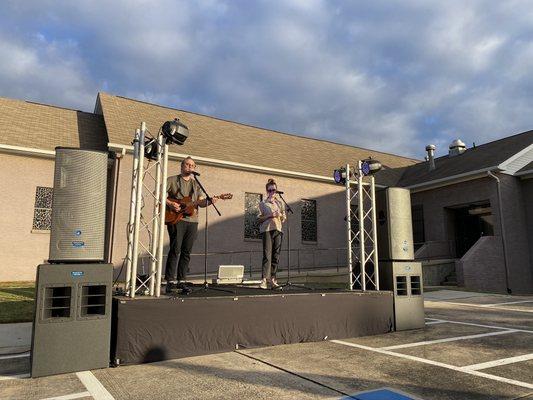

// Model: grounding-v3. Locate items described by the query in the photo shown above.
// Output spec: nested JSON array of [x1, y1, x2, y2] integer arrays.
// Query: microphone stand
[[190, 174, 233, 294], [276, 192, 312, 291]]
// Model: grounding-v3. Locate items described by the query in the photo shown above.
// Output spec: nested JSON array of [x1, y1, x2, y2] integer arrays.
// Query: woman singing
[[258, 178, 286, 289]]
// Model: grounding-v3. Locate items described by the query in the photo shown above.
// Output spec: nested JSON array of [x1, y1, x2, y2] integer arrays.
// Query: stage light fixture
[[144, 138, 160, 160], [161, 118, 189, 145], [360, 158, 382, 176], [333, 167, 347, 185]]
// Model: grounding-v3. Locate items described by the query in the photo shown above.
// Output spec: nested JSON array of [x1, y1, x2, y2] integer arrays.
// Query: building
[[0, 93, 416, 283], [398, 134, 533, 294], [1, 93, 531, 293]]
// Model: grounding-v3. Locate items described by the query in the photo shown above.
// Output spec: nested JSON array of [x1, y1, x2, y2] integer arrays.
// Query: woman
[[258, 178, 286, 289]]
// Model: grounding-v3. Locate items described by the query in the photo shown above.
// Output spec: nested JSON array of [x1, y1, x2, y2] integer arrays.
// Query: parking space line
[[479, 300, 533, 307], [460, 353, 533, 371], [0, 352, 30, 360], [76, 371, 114, 400], [424, 318, 533, 334], [381, 330, 516, 350], [40, 391, 91, 400], [425, 320, 447, 325], [331, 340, 533, 390], [428, 300, 533, 314], [0, 373, 30, 380]]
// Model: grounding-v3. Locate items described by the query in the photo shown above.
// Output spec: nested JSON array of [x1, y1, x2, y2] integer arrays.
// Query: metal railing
[[180, 247, 349, 278]]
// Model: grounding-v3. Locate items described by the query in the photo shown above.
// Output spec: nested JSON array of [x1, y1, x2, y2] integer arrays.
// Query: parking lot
[[1, 290, 532, 400]]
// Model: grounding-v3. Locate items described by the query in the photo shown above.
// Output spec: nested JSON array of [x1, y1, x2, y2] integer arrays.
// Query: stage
[[111, 286, 394, 365]]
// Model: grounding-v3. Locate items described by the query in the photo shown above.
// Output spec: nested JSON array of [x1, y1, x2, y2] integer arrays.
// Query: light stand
[[277, 192, 312, 291]]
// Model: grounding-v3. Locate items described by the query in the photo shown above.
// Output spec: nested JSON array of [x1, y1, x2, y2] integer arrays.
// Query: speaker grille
[[49, 149, 108, 262]]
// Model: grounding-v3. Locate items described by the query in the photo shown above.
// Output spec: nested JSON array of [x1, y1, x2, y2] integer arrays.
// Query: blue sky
[[1, 0, 533, 158]]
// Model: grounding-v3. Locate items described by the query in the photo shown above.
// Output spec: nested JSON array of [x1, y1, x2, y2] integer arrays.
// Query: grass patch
[[0, 282, 35, 324]]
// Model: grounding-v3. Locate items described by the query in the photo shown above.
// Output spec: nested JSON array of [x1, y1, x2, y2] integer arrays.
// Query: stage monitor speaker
[[213, 265, 245, 284], [49, 148, 108, 263], [376, 187, 414, 261]]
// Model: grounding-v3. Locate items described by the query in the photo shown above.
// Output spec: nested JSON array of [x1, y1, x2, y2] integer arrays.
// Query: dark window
[[301, 199, 317, 242], [33, 187, 53, 230], [411, 205, 425, 251], [244, 193, 263, 240]]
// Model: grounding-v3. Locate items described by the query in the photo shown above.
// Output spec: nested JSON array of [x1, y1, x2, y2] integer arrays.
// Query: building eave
[[0, 144, 55, 158], [405, 166, 502, 193], [108, 142, 387, 188]]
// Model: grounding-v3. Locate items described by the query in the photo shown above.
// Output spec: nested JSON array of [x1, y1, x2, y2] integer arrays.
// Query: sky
[[1, 0, 533, 159]]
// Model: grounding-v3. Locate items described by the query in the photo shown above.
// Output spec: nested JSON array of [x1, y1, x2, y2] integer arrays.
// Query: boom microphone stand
[[276, 191, 312, 291], [190, 173, 233, 294]]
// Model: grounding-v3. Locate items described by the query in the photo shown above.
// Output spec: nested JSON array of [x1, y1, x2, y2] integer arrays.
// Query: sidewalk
[[0, 322, 32, 355]]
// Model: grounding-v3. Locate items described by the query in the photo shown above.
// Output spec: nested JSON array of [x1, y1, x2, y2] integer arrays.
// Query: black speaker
[[49, 148, 108, 262]]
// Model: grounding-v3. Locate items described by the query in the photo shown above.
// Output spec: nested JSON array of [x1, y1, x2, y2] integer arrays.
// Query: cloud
[[1, 0, 533, 158]]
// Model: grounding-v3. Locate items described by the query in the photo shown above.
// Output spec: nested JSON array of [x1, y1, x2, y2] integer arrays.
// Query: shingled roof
[[96, 92, 418, 185], [0, 97, 108, 151], [397, 130, 533, 187]]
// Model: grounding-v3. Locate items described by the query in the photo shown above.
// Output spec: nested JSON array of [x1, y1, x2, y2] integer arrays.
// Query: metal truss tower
[[345, 162, 379, 291], [124, 122, 169, 298]]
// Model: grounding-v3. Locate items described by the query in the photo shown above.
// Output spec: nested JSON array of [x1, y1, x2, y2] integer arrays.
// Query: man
[[165, 156, 215, 293]]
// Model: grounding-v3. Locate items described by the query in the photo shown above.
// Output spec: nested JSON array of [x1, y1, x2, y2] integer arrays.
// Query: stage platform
[[111, 286, 394, 365]]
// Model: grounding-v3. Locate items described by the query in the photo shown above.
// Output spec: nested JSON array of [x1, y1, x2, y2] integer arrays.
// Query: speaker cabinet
[[379, 261, 424, 330], [49, 148, 108, 262], [31, 263, 113, 377], [377, 187, 414, 261]]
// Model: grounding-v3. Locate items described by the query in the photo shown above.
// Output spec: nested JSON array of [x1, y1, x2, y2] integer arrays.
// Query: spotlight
[[144, 138, 160, 160], [161, 118, 189, 145], [360, 158, 382, 176], [333, 167, 348, 185]]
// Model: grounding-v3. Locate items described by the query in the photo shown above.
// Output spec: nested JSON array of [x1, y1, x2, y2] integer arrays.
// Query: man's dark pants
[[165, 220, 198, 282], [261, 230, 283, 279]]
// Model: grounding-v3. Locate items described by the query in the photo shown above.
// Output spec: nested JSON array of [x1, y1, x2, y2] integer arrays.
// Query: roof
[[96, 92, 418, 185], [518, 161, 533, 173], [397, 130, 533, 187], [0, 97, 108, 152]]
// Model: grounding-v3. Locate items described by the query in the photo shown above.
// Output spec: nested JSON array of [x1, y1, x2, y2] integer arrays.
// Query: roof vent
[[449, 139, 466, 157], [425, 144, 436, 171]]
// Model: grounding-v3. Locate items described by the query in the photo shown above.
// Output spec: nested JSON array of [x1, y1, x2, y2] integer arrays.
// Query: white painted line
[[40, 392, 91, 400], [0, 352, 30, 360], [461, 353, 533, 371], [76, 371, 115, 400], [428, 300, 533, 313], [479, 300, 533, 307], [425, 320, 447, 325], [331, 340, 533, 390], [381, 330, 517, 350], [0, 373, 30, 380], [426, 318, 533, 334]]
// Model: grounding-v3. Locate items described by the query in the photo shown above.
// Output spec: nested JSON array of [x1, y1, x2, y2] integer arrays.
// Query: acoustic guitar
[[165, 193, 233, 224]]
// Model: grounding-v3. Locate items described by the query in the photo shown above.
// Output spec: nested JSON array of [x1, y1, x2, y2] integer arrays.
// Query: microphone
[[276, 190, 284, 194], [190, 171, 201, 176]]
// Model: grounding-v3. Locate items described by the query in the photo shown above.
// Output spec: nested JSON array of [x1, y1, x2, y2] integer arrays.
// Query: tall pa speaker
[[49, 148, 108, 263], [376, 187, 414, 261]]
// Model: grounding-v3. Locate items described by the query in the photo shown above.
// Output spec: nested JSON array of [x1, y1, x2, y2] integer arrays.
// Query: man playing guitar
[[165, 156, 217, 293]]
